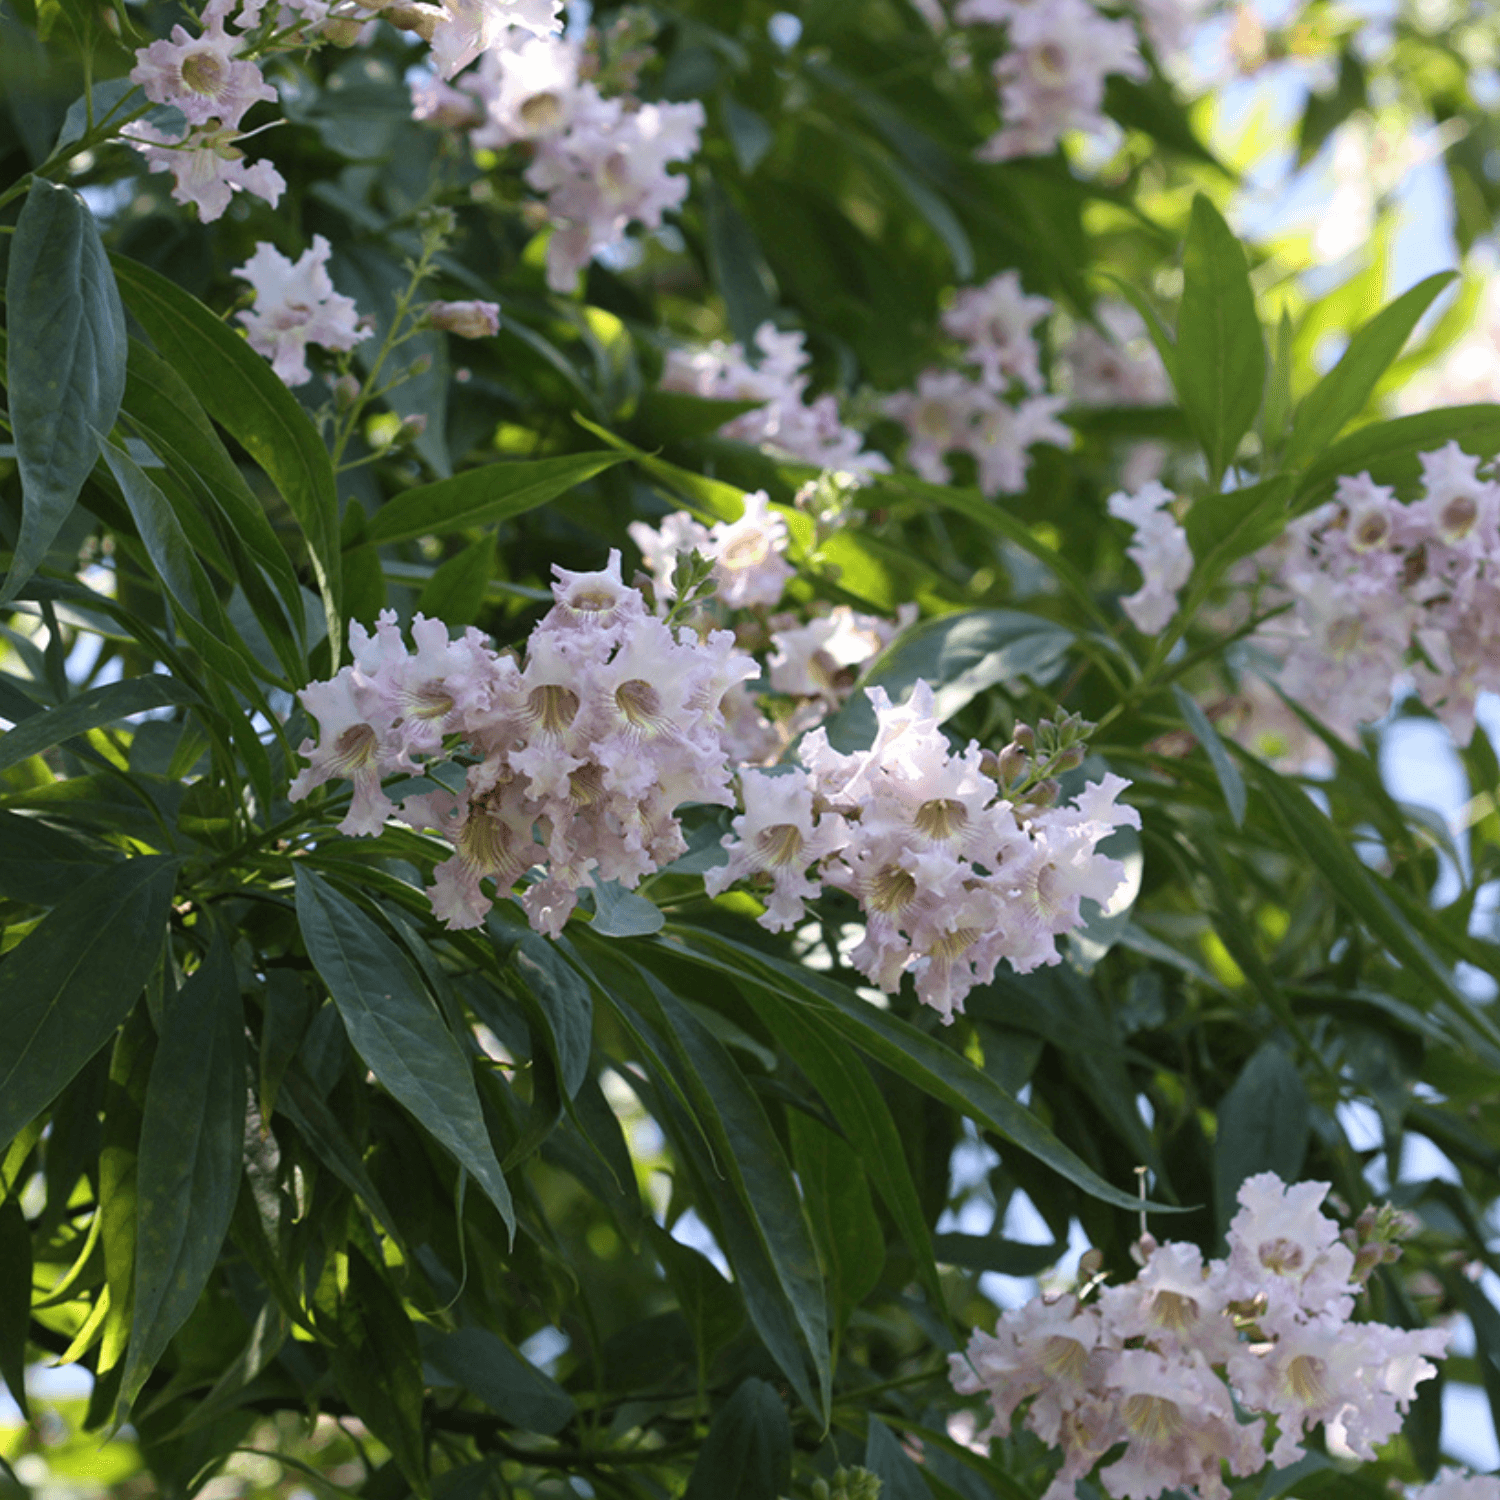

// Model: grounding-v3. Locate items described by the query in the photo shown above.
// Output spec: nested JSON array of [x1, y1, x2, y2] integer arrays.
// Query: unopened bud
[[333, 373, 361, 411], [396, 413, 428, 442], [1011, 723, 1035, 751], [382, 0, 440, 36], [408, 353, 434, 376], [322, 16, 365, 44], [101, 4, 120, 33], [1078, 1247, 1105, 1281], [1026, 777, 1060, 809], [1352, 1243, 1384, 1279], [1130, 1232, 1158, 1267], [1355, 1205, 1379, 1239], [426, 299, 500, 339], [1057, 744, 1086, 771]]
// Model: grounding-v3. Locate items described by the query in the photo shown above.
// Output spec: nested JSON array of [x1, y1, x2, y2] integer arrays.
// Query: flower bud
[[323, 16, 366, 44], [1011, 722, 1035, 751], [395, 414, 428, 444], [409, 353, 434, 376], [1057, 744, 1085, 771], [1025, 777, 1060, 809], [333, 373, 362, 411], [426, 299, 501, 339], [382, 0, 440, 36]]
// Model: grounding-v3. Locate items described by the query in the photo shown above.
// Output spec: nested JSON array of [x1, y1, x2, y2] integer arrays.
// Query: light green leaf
[[2, 179, 127, 602], [0, 857, 178, 1152], [294, 868, 515, 1236], [119, 935, 246, 1415], [364, 453, 625, 545], [1284, 271, 1457, 467], [1175, 194, 1265, 482]]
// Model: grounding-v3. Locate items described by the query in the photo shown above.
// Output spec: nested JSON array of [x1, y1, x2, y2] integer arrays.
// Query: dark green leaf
[[722, 95, 775, 175], [866, 1418, 932, 1500], [364, 452, 626, 545], [0, 675, 195, 775], [511, 934, 593, 1099], [1175, 194, 1265, 481], [788, 1111, 884, 1334], [682, 1378, 792, 1500], [703, 182, 778, 349], [110, 256, 343, 663], [423, 1326, 576, 1435], [416, 534, 494, 626], [633, 391, 765, 444], [1103, 74, 1221, 167], [0, 1201, 31, 1420], [0, 857, 177, 1152], [668, 931, 1177, 1217], [2, 179, 127, 602], [652, 1226, 743, 1361], [931, 1234, 1060, 1276], [294, 868, 515, 1236], [119, 935, 246, 1414], [327, 1248, 429, 1497], [0, 810, 114, 905], [1172, 684, 1247, 828], [1213, 1043, 1308, 1231], [1284, 272, 1457, 467], [826, 609, 1072, 753]]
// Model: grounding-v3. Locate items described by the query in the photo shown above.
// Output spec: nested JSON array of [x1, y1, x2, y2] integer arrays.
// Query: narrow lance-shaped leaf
[[0, 857, 179, 1152], [1284, 271, 1457, 467], [1172, 684, 1247, 828], [119, 934, 247, 1415], [293, 868, 515, 1237], [2, 179, 127, 603], [0, 676, 196, 775], [109, 257, 344, 664], [682, 1378, 792, 1500], [1175, 194, 1265, 483]]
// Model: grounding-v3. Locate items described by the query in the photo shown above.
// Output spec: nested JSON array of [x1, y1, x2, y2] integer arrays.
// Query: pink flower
[[124, 120, 285, 223], [233, 235, 371, 386], [131, 0, 277, 129]]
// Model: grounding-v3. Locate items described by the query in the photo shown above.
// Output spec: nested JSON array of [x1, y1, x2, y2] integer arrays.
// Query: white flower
[[1108, 481, 1192, 634], [124, 120, 286, 223]]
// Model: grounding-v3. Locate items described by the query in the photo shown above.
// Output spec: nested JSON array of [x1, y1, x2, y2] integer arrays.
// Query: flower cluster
[[629, 491, 795, 612], [707, 687, 1139, 1021], [951, 1172, 1447, 1500], [660, 322, 892, 480], [1251, 445, 1500, 744], [412, 21, 702, 292], [1108, 481, 1193, 634], [288, 552, 756, 934], [126, 0, 285, 220], [955, 0, 1146, 161], [884, 270, 1070, 497], [233, 236, 371, 387]]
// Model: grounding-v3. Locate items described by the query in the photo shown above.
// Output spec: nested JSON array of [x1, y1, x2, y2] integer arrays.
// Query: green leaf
[[1292, 404, 1500, 508], [119, 935, 246, 1415], [652, 1225, 743, 1361], [703, 183, 778, 349], [0, 857, 178, 1152], [326, 1248, 429, 1498], [1103, 74, 1222, 167], [931, 1233, 1060, 1276], [668, 931, 1177, 1217], [1172, 684, 1247, 828], [422, 1327, 576, 1435], [2, 179, 127, 603], [1175, 194, 1265, 482], [788, 1111, 884, 1337], [416, 534, 495, 626], [633, 391, 765, 444], [0, 810, 114, 906], [511, 934, 593, 1100], [590, 879, 666, 938], [682, 1378, 792, 1500], [1284, 272, 1457, 468], [0, 675, 196, 775], [109, 257, 343, 665], [0, 1201, 31, 1420], [824, 609, 1073, 753], [363, 452, 626, 545], [865, 1418, 933, 1500], [294, 868, 515, 1237], [1213, 1043, 1308, 1232]]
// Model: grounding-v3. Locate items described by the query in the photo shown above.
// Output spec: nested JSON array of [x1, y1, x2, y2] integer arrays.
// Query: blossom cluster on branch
[[952, 1172, 1447, 1500]]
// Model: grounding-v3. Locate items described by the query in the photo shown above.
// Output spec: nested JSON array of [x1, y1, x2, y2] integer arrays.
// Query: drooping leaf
[[1284, 271, 1457, 467], [0, 857, 177, 1152], [364, 452, 626, 544], [865, 1417, 933, 1500], [0, 675, 196, 775], [110, 256, 344, 663], [294, 868, 515, 1236], [1175, 194, 1265, 482], [931, 1234, 1060, 1276], [511, 933, 593, 1099], [652, 1225, 743, 1363], [1172, 684, 1247, 828], [119, 935, 246, 1414], [1213, 1043, 1308, 1232], [2, 178, 127, 603], [682, 1378, 792, 1500], [422, 1326, 576, 1435]]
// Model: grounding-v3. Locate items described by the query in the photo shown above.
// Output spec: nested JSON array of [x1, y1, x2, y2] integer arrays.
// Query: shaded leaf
[[1172, 684, 1247, 828], [1213, 1043, 1308, 1232], [0, 1202, 31, 1420], [866, 1418, 933, 1500], [2, 179, 127, 602], [682, 1378, 792, 1500], [423, 1326, 576, 1435]]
